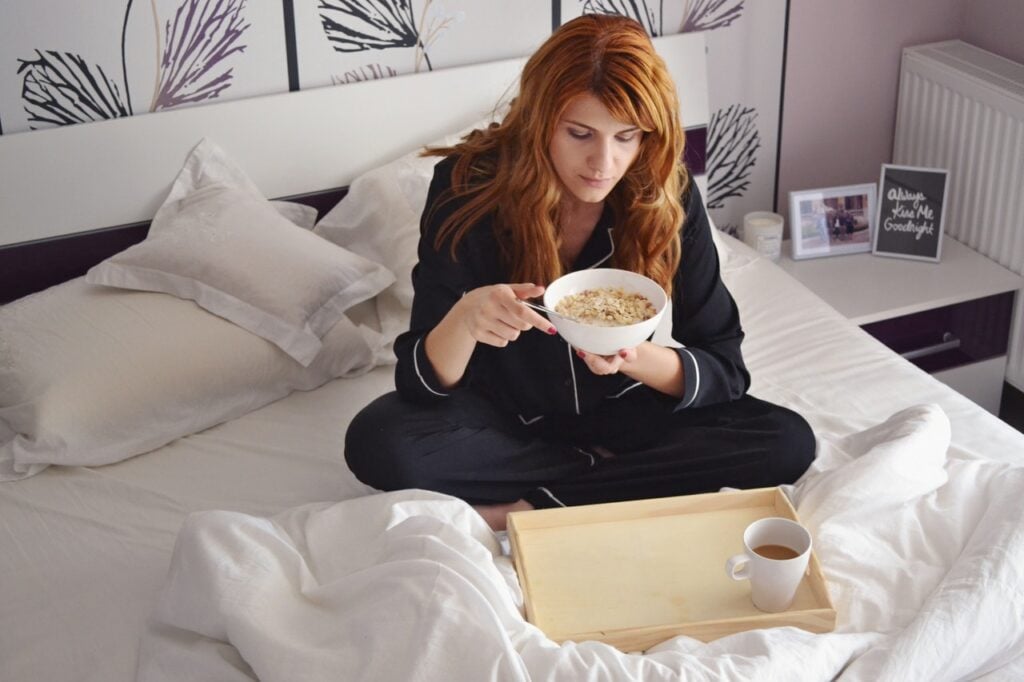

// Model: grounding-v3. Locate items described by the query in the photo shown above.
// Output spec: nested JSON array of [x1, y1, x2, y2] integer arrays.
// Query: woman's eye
[[568, 128, 590, 139], [616, 133, 639, 143]]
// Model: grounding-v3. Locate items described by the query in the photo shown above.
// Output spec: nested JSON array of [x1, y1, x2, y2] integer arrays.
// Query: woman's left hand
[[575, 347, 638, 375]]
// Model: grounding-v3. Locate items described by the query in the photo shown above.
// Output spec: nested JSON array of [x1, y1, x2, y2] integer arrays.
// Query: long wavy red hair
[[426, 14, 688, 294]]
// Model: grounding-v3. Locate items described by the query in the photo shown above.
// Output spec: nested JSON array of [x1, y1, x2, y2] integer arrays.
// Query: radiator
[[893, 40, 1024, 390]]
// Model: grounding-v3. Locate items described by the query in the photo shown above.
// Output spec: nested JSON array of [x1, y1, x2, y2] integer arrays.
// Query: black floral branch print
[[17, 51, 130, 128], [152, 0, 250, 109], [320, 0, 456, 73], [681, 0, 743, 32], [16, 0, 249, 130], [580, 0, 742, 37], [706, 104, 760, 209], [581, 0, 662, 36], [319, 0, 419, 53], [332, 63, 398, 84]]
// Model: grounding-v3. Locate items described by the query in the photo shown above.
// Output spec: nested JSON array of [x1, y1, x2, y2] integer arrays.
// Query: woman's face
[[548, 93, 643, 206]]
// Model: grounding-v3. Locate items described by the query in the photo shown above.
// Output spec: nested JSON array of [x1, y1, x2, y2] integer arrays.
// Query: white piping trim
[[413, 336, 449, 397], [567, 343, 581, 415], [517, 414, 544, 425], [538, 487, 567, 507], [607, 381, 642, 399], [574, 447, 596, 466], [680, 347, 700, 408], [587, 227, 615, 268]]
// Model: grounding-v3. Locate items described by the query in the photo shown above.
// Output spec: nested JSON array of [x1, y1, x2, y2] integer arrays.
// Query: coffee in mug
[[752, 544, 800, 561], [725, 517, 812, 612]]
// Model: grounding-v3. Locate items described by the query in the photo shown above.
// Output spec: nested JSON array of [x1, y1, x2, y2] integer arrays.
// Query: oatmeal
[[555, 287, 657, 326]]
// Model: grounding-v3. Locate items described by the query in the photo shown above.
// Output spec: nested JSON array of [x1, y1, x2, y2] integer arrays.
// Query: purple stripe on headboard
[[0, 187, 349, 304], [684, 125, 707, 177]]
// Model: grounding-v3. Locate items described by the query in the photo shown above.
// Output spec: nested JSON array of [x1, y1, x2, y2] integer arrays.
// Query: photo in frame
[[873, 164, 949, 262], [788, 183, 877, 260]]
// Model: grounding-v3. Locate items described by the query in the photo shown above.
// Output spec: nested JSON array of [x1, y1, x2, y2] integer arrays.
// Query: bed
[[2, 31, 1024, 682]]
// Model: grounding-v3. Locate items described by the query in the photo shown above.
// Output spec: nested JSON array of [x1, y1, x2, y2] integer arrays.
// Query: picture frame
[[873, 164, 949, 262], [788, 183, 878, 260]]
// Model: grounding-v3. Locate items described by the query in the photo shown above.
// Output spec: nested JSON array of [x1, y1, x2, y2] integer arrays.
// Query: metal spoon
[[520, 299, 578, 322]]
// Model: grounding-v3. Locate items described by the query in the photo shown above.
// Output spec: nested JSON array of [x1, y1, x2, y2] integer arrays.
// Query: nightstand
[[778, 235, 1024, 414]]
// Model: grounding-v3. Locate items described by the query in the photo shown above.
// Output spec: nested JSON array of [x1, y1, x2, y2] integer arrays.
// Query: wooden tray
[[507, 487, 836, 652]]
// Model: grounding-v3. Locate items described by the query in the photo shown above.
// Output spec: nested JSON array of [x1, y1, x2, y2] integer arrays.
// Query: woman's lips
[[582, 176, 612, 188]]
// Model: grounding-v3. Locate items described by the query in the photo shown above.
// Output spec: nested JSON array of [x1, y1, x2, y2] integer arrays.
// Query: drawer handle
[[901, 332, 961, 361]]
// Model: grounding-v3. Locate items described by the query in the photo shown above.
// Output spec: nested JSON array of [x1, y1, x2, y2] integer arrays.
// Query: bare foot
[[473, 499, 534, 531]]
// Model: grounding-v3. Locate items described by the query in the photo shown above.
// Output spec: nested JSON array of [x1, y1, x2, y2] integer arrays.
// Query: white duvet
[[137, 403, 1024, 681]]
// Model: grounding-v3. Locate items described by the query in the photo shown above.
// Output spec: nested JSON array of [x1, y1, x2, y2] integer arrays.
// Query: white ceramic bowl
[[543, 268, 668, 355]]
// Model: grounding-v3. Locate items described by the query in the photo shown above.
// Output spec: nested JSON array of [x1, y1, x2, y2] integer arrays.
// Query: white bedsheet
[[136, 404, 1024, 681], [4, 234, 1024, 682], [0, 369, 392, 682]]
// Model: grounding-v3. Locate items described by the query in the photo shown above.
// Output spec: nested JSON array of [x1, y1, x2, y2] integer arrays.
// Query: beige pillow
[[87, 183, 393, 366], [0, 279, 383, 480]]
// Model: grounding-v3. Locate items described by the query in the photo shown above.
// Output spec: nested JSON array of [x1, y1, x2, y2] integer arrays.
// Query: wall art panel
[[0, 0, 289, 134], [293, 0, 550, 88]]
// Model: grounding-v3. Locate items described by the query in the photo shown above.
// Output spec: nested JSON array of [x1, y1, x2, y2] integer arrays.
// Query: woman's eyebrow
[[564, 119, 641, 133]]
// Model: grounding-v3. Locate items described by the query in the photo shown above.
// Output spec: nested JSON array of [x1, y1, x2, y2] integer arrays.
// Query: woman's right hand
[[456, 283, 555, 347]]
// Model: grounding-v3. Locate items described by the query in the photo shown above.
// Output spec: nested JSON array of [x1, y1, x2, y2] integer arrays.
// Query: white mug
[[725, 517, 811, 613]]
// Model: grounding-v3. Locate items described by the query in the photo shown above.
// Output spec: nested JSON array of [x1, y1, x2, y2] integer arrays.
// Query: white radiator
[[893, 40, 1024, 390]]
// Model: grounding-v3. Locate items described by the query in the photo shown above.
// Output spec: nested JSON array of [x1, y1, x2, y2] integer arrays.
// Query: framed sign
[[873, 164, 949, 262], [788, 183, 877, 260]]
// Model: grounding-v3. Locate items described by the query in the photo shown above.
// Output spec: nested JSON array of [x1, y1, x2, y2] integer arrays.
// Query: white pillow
[[169, 136, 318, 229], [0, 278, 384, 480], [87, 140, 395, 366], [313, 119, 495, 352], [271, 200, 319, 229]]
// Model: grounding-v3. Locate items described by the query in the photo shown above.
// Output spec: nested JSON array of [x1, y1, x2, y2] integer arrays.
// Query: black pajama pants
[[344, 390, 816, 510]]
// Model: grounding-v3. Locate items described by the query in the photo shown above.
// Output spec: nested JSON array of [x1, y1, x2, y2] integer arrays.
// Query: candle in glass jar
[[742, 211, 784, 262]]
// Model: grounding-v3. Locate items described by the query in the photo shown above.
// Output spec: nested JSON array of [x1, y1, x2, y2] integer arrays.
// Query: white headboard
[[0, 31, 706, 248]]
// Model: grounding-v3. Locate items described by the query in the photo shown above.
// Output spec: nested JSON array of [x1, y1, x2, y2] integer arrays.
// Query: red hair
[[426, 14, 687, 293]]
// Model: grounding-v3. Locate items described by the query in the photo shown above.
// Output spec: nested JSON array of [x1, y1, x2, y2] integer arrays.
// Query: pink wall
[[962, 0, 1024, 64], [776, 0, 964, 222], [776, 0, 1024, 227]]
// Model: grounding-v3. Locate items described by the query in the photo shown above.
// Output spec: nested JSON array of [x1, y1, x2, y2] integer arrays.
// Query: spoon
[[520, 299, 578, 322]]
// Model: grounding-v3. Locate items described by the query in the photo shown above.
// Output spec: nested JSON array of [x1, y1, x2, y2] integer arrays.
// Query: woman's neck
[[558, 196, 604, 264]]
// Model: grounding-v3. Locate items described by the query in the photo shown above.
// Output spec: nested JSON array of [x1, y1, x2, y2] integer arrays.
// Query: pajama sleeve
[[393, 157, 471, 404], [669, 181, 751, 409]]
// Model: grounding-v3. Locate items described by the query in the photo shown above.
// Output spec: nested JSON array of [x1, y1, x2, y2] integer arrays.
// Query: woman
[[345, 14, 815, 531]]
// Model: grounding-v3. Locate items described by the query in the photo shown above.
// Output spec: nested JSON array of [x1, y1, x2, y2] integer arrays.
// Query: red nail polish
[[548, 326, 557, 335], [576, 350, 585, 358], [619, 350, 628, 359]]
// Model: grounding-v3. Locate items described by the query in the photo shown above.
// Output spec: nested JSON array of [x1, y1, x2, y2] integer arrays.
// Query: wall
[[775, 0, 965, 225], [962, 0, 1024, 64], [776, 0, 1024, 229], [6, 1, 1021, 237], [0, 1, 787, 234]]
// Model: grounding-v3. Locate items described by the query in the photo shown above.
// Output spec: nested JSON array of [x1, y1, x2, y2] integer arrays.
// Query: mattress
[[2, 233, 1022, 682]]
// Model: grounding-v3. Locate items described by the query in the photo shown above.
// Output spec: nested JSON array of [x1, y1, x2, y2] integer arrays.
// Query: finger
[[494, 296, 555, 334], [576, 349, 617, 375], [475, 328, 511, 347], [508, 282, 546, 300], [468, 313, 521, 343], [493, 299, 548, 335], [502, 283, 554, 331], [512, 303, 555, 332], [487, 318, 523, 342]]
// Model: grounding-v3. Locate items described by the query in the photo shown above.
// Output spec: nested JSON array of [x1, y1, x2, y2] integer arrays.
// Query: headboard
[[0, 32, 708, 304]]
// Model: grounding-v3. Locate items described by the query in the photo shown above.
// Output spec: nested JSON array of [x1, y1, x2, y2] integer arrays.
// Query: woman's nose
[[588, 139, 614, 174]]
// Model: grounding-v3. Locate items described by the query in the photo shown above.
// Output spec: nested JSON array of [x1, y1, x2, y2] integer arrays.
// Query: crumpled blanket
[[136, 404, 1024, 681]]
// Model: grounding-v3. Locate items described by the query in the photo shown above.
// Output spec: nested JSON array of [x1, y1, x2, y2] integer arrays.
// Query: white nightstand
[[778, 235, 1024, 414]]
